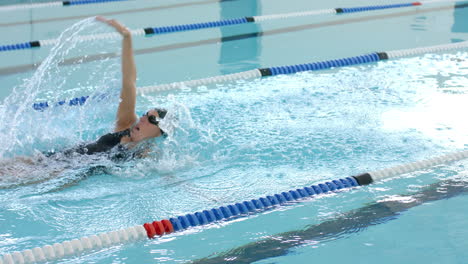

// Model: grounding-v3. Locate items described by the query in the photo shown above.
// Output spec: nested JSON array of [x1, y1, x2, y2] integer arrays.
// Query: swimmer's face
[[130, 109, 164, 142]]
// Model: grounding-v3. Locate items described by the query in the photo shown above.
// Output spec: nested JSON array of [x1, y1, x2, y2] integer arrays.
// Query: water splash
[[0, 18, 120, 158], [0, 17, 214, 189], [0, 18, 123, 188], [110, 95, 216, 178]]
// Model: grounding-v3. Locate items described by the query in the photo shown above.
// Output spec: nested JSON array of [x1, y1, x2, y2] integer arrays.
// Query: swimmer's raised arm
[[96, 16, 138, 132]]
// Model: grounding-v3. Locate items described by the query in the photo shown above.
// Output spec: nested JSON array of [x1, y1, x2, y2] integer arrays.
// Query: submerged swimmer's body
[[0, 17, 167, 188]]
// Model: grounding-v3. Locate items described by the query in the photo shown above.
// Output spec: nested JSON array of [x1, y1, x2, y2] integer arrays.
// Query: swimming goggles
[[143, 111, 166, 136]]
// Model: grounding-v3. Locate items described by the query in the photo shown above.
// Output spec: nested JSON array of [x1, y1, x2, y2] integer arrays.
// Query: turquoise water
[[1, 0, 468, 263]]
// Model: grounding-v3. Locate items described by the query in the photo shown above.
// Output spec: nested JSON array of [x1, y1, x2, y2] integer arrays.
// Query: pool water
[[1, 0, 468, 263]]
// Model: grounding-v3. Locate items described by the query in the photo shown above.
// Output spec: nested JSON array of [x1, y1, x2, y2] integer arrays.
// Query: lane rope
[[1, 149, 467, 264], [0, 0, 128, 11], [0, 0, 456, 52], [137, 40, 468, 93], [31, 40, 468, 110]]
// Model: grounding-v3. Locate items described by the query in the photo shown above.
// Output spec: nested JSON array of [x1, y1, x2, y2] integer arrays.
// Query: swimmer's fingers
[[107, 20, 131, 37], [96, 16, 131, 37], [95, 15, 106, 22]]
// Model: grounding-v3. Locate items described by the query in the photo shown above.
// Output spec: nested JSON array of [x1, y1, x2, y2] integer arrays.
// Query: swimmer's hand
[[96, 16, 131, 38]]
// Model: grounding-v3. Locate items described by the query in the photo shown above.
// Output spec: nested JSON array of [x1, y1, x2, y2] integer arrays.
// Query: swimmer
[[45, 17, 168, 159], [91, 16, 167, 152], [0, 17, 167, 188]]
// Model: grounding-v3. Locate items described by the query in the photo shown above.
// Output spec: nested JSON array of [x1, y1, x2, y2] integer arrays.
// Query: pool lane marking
[[1, 2, 467, 77], [30, 40, 468, 111], [0, 0, 454, 52], [0, 0, 239, 27], [2, 149, 467, 264]]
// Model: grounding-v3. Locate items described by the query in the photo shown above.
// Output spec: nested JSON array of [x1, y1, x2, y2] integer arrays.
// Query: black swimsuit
[[71, 129, 130, 155], [45, 129, 133, 161], [40, 129, 133, 188]]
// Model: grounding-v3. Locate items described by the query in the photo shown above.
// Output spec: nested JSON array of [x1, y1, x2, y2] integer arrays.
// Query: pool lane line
[[0, 0, 239, 27], [2, 2, 467, 77], [30, 40, 468, 111], [136, 40, 468, 93], [0, 0, 129, 11], [192, 177, 468, 264], [0, 0, 452, 53], [2, 149, 467, 264]]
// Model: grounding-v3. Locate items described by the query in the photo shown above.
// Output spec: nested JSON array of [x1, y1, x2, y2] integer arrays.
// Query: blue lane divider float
[[0, 1, 426, 52], [0, 0, 129, 10], [62, 0, 127, 5], [263, 53, 382, 76], [0, 41, 36, 52], [335, 2, 419, 13], [143, 17, 249, 35], [32, 96, 89, 111], [165, 177, 359, 233]]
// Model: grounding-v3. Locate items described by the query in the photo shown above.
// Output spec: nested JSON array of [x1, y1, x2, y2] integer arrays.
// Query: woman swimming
[[0, 17, 167, 188], [47, 17, 168, 158], [95, 16, 166, 149]]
